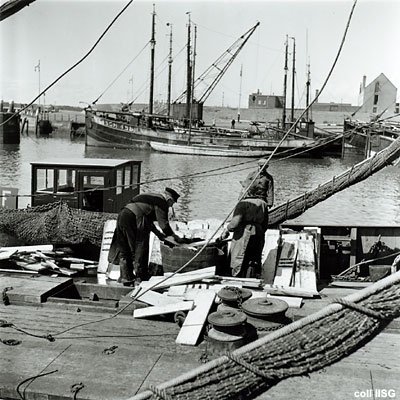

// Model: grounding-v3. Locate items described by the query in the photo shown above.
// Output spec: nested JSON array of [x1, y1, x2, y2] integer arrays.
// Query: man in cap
[[239, 158, 274, 207], [219, 159, 274, 277], [108, 187, 183, 285]]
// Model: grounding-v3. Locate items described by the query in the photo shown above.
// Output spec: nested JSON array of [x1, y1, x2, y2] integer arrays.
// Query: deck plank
[[0, 275, 73, 303], [1, 277, 399, 400]]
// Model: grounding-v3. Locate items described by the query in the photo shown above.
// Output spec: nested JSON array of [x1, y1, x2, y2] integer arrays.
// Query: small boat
[[149, 138, 324, 158], [150, 141, 273, 157]]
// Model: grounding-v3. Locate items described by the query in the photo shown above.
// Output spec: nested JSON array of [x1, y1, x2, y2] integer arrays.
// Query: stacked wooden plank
[[267, 230, 319, 295], [0, 244, 97, 277], [129, 252, 317, 347], [96, 220, 320, 347]]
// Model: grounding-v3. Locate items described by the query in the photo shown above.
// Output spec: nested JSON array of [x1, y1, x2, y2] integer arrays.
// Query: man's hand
[[217, 229, 230, 241], [172, 234, 185, 244], [156, 232, 166, 241]]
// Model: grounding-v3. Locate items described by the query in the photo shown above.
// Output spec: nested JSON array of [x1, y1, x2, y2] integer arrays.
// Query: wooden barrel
[[160, 243, 225, 273]]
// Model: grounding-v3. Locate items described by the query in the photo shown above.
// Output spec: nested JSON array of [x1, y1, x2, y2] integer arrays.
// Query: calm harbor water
[[1, 131, 399, 226]]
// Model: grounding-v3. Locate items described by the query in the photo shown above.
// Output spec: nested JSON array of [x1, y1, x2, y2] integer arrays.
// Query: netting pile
[[136, 274, 400, 400], [0, 201, 116, 247]]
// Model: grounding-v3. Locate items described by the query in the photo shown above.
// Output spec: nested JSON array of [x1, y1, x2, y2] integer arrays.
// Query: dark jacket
[[227, 198, 269, 234], [125, 193, 174, 236], [240, 169, 274, 207]]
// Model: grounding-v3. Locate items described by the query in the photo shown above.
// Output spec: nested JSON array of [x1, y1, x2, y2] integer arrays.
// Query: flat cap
[[165, 187, 180, 202], [257, 158, 269, 167]]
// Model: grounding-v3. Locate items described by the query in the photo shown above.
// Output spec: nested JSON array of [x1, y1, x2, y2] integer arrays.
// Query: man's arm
[[219, 203, 245, 240], [267, 175, 274, 207], [149, 222, 166, 241], [154, 205, 184, 242]]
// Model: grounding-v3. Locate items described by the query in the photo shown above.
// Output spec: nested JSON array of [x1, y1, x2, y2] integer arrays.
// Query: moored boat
[[149, 137, 323, 158], [344, 118, 400, 156]]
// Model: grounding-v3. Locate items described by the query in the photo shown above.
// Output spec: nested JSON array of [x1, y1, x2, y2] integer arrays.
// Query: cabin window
[[329, 104, 339, 111], [83, 176, 105, 186], [56, 169, 76, 193], [374, 82, 380, 93], [116, 168, 123, 194], [124, 166, 131, 188], [36, 168, 54, 193], [373, 107, 377, 113], [374, 95, 379, 105], [131, 165, 139, 187], [395, 103, 399, 114]]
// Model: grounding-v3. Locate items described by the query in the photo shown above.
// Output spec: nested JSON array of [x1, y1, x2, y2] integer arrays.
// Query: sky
[[1, 0, 399, 108]]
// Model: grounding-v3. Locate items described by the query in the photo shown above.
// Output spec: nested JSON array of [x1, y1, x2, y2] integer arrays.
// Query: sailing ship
[[85, 10, 338, 158]]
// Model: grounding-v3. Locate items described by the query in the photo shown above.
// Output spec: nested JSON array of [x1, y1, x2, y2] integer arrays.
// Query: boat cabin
[[31, 158, 141, 212]]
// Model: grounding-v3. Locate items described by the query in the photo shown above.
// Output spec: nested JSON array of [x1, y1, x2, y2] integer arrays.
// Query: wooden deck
[[0, 274, 399, 400]]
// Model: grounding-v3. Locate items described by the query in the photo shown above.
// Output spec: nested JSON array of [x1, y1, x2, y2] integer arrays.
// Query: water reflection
[[0, 143, 21, 188], [1, 132, 399, 226]]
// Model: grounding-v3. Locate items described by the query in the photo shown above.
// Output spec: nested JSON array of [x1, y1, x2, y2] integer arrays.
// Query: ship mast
[[282, 36, 288, 129], [306, 58, 311, 122], [290, 36, 296, 123], [188, 24, 197, 144], [166, 22, 173, 117], [237, 64, 243, 122], [149, 4, 156, 121], [185, 12, 192, 125]]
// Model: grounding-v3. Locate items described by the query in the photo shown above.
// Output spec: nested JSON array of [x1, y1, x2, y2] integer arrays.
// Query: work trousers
[[115, 208, 151, 281], [230, 223, 265, 278]]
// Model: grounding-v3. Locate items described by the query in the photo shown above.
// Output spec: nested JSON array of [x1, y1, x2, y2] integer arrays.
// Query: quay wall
[[21, 106, 375, 132], [202, 106, 372, 126]]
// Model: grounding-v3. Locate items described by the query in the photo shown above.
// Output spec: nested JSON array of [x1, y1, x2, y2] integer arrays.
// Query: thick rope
[[129, 270, 400, 400], [148, 385, 173, 400], [331, 298, 386, 320], [227, 353, 273, 380]]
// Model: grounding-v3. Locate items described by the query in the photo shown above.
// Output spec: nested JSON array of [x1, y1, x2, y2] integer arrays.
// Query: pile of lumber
[[97, 221, 320, 347], [0, 244, 97, 276], [131, 234, 318, 346]]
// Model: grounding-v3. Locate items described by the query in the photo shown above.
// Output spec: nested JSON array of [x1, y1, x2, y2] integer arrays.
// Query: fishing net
[[134, 272, 400, 400], [0, 201, 116, 247]]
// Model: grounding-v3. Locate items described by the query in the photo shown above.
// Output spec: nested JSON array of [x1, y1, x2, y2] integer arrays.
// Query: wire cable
[[0, 0, 135, 127], [92, 41, 149, 105]]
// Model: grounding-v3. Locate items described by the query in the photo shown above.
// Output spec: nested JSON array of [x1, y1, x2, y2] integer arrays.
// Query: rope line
[[148, 385, 173, 400], [227, 353, 271, 379], [93, 41, 150, 105], [0, 129, 352, 200], [331, 298, 386, 320], [0, 0, 135, 128], [16, 370, 58, 400]]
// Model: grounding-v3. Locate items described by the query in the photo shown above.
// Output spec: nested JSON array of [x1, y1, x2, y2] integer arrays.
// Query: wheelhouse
[[31, 158, 141, 212]]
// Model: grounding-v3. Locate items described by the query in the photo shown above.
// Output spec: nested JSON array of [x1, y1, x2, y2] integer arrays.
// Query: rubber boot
[[118, 257, 135, 286]]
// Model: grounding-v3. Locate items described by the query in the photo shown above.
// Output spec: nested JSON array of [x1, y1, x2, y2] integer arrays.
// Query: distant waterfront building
[[248, 90, 284, 109], [248, 89, 358, 114], [358, 73, 399, 116], [311, 90, 356, 113]]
